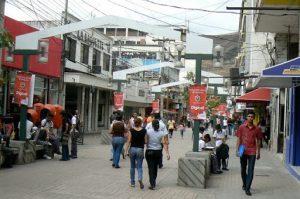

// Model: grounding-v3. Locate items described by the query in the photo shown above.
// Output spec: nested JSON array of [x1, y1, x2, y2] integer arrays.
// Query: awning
[[236, 88, 272, 103], [254, 57, 300, 88]]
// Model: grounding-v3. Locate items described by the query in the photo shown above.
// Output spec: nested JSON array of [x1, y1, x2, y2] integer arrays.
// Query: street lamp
[[213, 44, 224, 68], [174, 43, 185, 68]]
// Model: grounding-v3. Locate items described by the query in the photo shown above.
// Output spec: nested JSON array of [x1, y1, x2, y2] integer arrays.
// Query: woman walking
[[146, 119, 170, 190], [110, 114, 127, 168], [125, 118, 147, 189]]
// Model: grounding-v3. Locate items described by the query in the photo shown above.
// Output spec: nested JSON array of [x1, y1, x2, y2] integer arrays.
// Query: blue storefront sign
[[262, 57, 300, 77]]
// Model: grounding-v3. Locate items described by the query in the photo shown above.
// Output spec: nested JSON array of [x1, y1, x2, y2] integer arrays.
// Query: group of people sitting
[[0, 109, 80, 168], [198, 124, 229, 174]]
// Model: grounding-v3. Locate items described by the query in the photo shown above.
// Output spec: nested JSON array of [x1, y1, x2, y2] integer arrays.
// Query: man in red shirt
[[236, 112, 262, 196]]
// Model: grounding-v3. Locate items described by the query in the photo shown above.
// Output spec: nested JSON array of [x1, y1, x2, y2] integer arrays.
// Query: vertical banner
[[114, 92, 124, 111], [13, 72, 32, 106], [189, 84, 207, 120], [152, 99, 160, 113]]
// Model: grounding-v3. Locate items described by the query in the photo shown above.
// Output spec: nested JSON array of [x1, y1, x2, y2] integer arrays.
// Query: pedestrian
[[145, 119, 170, 190], [110, 114, 127, 168], [60, 111, 71, 161], [125, 117, 147, 189], [167, 117, 176, 138], [146, 113, 168, 169], [70, 110, 79, 159], [178, 119, 185, 139], [236, 111, 262, 196]]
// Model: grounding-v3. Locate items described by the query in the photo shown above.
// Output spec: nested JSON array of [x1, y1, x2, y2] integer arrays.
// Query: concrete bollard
[[178, 157, 207, 188], [185, 151, 212, 177]]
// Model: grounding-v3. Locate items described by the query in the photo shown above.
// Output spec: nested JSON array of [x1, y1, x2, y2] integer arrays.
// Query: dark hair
[[152, 119, 160, 131], [47, 112, 54, 117], [154, 113, 161, 120], [134, 118, 142, 127], [215, 124, 221, 130], [204, 134, 211, 142], [248, 111, 255, 117], [115, 114, 123, 121]]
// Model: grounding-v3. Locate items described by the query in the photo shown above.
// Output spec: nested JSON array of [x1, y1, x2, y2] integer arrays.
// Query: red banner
[[213, 103, 227, 116], [152, 100, 160, 113], [189, 84, 207, 120], [13, 72, 32, 106], [114, 92, 124, 111]]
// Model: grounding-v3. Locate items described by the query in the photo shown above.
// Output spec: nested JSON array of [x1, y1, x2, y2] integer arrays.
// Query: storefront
[[254, 56, 300, 180], [1, 16, 62, 118]]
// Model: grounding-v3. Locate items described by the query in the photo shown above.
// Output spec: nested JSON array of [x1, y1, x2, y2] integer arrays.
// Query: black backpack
[[216, 143, 229, 159]]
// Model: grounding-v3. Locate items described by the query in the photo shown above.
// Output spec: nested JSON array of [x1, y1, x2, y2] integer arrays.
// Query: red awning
[[236, 88, 272, 103]]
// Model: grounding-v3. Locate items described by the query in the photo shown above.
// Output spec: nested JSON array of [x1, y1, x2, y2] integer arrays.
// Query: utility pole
[[60, 0, 68, 107], [0, 0, 5, 115], [0, 0, 5, 78]]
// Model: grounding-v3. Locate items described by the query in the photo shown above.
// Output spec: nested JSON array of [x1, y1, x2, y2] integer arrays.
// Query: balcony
[[254, 0, 300, 33]]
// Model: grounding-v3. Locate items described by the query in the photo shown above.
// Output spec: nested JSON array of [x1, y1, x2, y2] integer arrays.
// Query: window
[[92, 49, 101, 74], [93, 49, 101, 66], [128, 28, 138, 36], [106, 28, 115, 36], [116, 28, 126, 36], [103, 53, 110, 71], [80, 43, 89, 65], [66, 38, 76, 62], [5, 47, 14, 62]]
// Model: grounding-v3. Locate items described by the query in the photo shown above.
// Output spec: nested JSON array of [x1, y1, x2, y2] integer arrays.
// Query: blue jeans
[[129, 147, 144, 184], [61, 144, 70, 160], [240, 155, 256, 191], [112, 137, 125, 167]]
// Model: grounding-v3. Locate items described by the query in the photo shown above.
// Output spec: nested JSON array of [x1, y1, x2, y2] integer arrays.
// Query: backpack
[[216, 143, 229, 159]]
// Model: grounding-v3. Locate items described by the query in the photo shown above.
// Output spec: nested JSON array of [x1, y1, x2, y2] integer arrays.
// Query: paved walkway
[[0, 128, 299, 199]]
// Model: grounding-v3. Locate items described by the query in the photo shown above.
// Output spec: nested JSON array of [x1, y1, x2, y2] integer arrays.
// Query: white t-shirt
[[198, 139, 206, 152], [18, 120, 34, 139], [213, 129, 227, 147], [223, 119, 228, 126], [146, 128, 166, 150], [71, 115, 77, 125], [41, 119, 53, 129]]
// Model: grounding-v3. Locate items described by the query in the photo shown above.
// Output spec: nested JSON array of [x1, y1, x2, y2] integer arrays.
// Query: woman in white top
[[146, 119, 170, 190]]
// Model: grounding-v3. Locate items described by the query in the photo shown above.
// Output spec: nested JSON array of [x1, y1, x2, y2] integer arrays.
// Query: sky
[[4, 0, 242, 35]]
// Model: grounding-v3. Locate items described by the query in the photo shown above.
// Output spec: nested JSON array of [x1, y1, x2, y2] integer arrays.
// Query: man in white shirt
[[18, 113, 34, 140], [71, 110, 80, 158]]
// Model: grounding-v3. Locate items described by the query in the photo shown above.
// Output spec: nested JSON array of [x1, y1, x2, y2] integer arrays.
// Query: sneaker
[[148, 186, 155, 190], [245, 190, 252, 196], [43, 155, 52, 160], [222, 168, 229, 171], [130, 184, 135, 187]]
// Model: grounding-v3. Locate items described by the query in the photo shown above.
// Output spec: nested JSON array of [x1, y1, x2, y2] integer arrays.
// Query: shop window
[[103, 53, 110, 71], [116, 28, 126, 36], [38, 40, 49, 63], [80, 43, 89, 65], [106, 28, 115, 36], [66, 38, 76, 62]]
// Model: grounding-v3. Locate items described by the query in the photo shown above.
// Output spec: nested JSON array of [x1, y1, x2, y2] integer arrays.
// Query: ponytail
[[152, 119, 160, 131]]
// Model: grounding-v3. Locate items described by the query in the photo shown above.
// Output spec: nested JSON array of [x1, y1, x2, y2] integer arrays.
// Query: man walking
[[236, 112, 262, 196]]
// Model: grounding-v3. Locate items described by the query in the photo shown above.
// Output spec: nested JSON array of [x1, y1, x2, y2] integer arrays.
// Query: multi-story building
[[25, 14, 116, 132], [98, 26, 183, 118]]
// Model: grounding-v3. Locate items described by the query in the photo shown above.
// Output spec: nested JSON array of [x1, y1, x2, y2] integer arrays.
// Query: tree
[[0, 31, 13, 48]]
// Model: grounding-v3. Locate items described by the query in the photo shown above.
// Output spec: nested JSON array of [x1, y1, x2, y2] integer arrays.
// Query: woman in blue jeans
[[125, 118, 147, 189], [111, 114, 127, 168]]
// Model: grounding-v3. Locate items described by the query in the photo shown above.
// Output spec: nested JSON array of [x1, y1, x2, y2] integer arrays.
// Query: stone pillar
[[88, 90, 93, 132], [95, 89, 99, 132], [81, 87, 85, 123]]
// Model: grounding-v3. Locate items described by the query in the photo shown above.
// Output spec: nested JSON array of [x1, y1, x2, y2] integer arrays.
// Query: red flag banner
[[114, 92, 124, 111], [13, 72, 32, 106], [189, 84, 207, 120], [213, 103, 227, 116], [152, 99, 160, 113]]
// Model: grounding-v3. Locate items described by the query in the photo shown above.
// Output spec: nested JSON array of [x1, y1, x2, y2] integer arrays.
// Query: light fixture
[[174, 60, 184, 68], [175, 43, 185, 52], [213, 44, 224, 68]]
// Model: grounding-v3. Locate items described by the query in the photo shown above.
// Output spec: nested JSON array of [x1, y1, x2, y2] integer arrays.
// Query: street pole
[[0, 0, 5, 76], [185, 54, 212, 152], [14, 50, 40, 141]]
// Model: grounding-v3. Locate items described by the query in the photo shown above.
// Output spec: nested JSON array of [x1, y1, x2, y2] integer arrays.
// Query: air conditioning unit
[[91, 65, 101, 74]]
